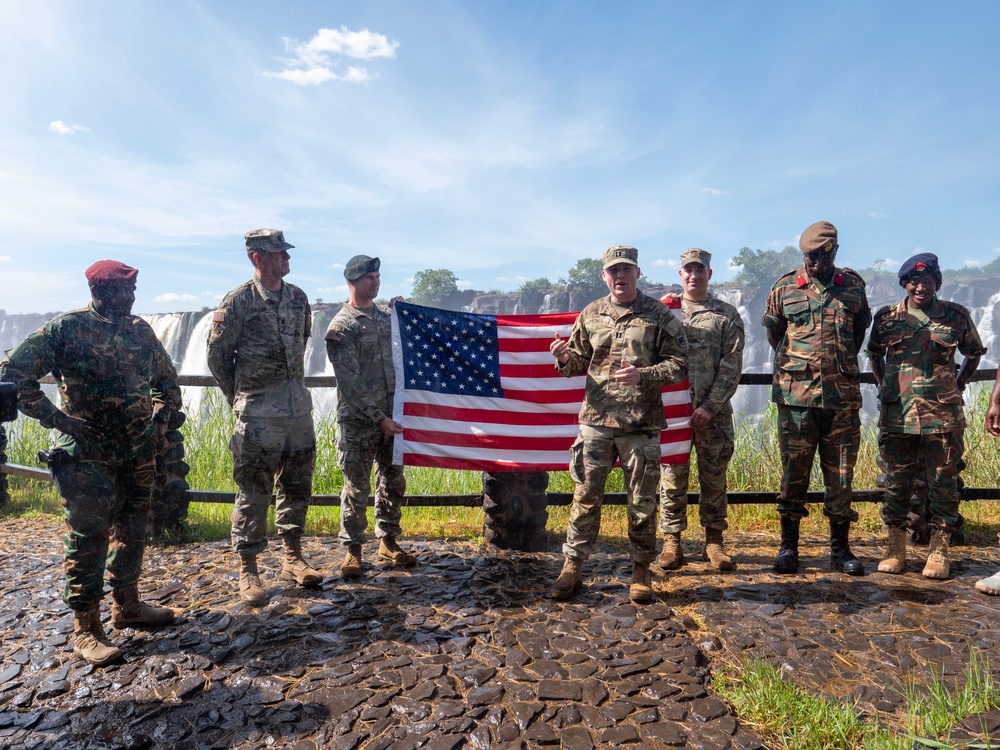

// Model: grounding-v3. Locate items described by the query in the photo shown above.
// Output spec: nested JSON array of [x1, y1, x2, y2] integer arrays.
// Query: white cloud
[[457, 280, 474, 289], [992, 247, 1000, 255], [651, 258, 679, 268], [870, 211, 887, 219], [266, 26, 397, 86], [49, 120, 89, 135], [0, 255, 10, 263], [964, 258, 984, 268], [316, 285, 348, 295], [154, 292, 198, 303], [701, 187, 727, 196]]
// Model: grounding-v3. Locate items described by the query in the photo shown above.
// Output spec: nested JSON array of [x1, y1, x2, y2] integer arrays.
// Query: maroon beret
[[85, 260, 138, 285]]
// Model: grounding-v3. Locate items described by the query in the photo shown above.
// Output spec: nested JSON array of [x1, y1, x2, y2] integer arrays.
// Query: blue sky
[[2, 0, 998, 314]]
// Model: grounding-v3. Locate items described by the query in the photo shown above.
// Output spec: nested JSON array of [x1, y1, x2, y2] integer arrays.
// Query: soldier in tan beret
[[762, 221, 871, 576]]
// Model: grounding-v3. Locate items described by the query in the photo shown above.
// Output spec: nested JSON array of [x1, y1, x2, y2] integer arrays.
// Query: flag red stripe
[[404, 429, 574, 451], [402, 401, 581, 425]]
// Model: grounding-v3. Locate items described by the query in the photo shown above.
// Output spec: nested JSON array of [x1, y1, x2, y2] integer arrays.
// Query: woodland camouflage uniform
[[762, 263, 871, 521], [0, 305, 181, 611], [868, 296, 986, 531]]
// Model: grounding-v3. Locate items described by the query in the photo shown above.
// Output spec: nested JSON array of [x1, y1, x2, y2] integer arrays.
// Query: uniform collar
[[796, 266, 844, 289]]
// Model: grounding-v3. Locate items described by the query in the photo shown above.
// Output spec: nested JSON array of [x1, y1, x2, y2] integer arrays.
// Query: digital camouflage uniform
[[659, 294, 744, 533], [206, 276, 316, 555], [325, 302, 406, 545], [0, 306, 181, 611], [762, 265, 871, 520], [558, 291, 688, 564], [867, 297, 985, 531]]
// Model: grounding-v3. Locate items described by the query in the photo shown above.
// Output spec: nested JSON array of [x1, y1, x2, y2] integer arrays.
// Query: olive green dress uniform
[[0, 305, 181, 611], [762, 265, 872, 521], [206, 276, 316, 555], [659, 294, 744, 533], [325, 302, 407, 545], [557, 291, 688, 564], [867, 297, 985, 530]]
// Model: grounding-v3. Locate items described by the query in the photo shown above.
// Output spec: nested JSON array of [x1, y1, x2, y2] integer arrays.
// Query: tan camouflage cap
[[680, 248, 711, 269], [245, 228, 294, 253], [799, 221, 838, 254], [602, 245, 638, 269]]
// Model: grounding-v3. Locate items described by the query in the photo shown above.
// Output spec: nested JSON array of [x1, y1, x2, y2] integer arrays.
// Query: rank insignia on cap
[[915, 262, 927, 271], [212, 310, 226, 323]]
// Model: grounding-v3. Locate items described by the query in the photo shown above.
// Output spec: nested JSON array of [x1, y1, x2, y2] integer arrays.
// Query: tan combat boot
[[630, 563, 653, 603], [378, 537, 417, 567], [922, 528, 951, 579], [281, 534, 323, 587], [239, 553, 266, 606], [111, 585, 176, 628], [550, 557, 583, 600], [73, 605, 122, 666], [657, 532, 684, 570], [704, 528, 733, 571], [878, 526, 907, 574], [341, 544, 363, 578]]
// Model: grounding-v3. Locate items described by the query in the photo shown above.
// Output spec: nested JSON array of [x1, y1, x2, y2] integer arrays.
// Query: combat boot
[[830, 520, 865, 576], [73, 605, 122, 666], [111, 585, 175, 628], [341, 544, 363, 578], [239, 554, 266, 606], [773, 516, 800, 573], [629, 563, 653, 603], [878, 526, 907, 574], [657, 532, 684, 570], [704, 528, 733, 571], [281, 533, 323, 587], [378, 536, 417, 567], [922, 528, 951, 579], [550, 557, 583, 600]]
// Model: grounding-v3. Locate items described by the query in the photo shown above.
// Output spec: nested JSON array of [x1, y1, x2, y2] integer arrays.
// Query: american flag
[[391, 301, 692, 472]]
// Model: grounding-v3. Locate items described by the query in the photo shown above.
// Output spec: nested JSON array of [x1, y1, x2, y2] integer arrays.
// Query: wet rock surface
[[1, 518, 999, 749]]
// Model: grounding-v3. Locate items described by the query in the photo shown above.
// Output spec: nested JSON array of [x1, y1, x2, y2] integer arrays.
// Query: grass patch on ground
[[714, 651, 999, 750]]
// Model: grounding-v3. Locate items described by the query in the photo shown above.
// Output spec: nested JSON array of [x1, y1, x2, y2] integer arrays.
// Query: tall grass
[[4, 384, 1000, 543]]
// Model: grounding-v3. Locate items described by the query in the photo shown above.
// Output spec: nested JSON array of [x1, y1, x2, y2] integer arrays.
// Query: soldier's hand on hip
[[52, 412, 103, 442]]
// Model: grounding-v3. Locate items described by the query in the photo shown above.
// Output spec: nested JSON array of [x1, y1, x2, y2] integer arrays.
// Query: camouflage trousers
[[776, 404, 860, 522], [52, 454, 155, 612], [563, 425, 660, 564], [882, 430, 964, 531], [229, 413, 316, 555], [659, 416, 734, 534], [336, 425, 406, 545]]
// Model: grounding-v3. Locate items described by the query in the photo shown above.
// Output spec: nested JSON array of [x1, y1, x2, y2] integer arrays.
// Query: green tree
[[517, 277, 556, 311], [732, 246, 801, 292], [559, 258, 606, 305], [411, 269, 459, 307]]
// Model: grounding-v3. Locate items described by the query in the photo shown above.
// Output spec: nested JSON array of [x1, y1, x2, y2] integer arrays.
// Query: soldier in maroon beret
[[0, 261, 182, 665]]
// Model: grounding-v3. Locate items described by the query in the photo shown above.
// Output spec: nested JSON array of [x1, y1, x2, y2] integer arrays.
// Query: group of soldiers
[[2, 221, 1000, 666]]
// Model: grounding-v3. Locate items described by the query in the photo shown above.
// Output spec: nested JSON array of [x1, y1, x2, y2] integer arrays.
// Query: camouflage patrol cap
[[245, 228, 294, 253], [85, 260, 138, 285], [680, 248, 712, 269], [602, 245, 638, 269], [799, 221, 838, 254], [344, 255, 380, 281]]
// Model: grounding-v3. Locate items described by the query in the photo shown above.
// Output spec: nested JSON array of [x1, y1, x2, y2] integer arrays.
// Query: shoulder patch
[[212, 310, 226, 323], [325, 329, 345, 344]]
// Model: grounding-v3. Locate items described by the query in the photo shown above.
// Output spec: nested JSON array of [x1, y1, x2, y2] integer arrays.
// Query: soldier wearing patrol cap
[[325, 255, 416, 579], [549, 245, 688, 603], [207, 229, 324, 606], [868, 252, 985, 580], [658, 248, 745, 571], [762, 221, 872, 576]]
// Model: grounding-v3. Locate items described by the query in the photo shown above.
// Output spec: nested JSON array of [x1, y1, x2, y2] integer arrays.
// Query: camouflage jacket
[[0, 305, 181, 461], [762, 265, 871, 410], [325, 303, 395, 430], [664, 294, 745, 420], [557, 291, 688, 432], [867, 296, 986, 434], [206, 277, 312, 418]]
